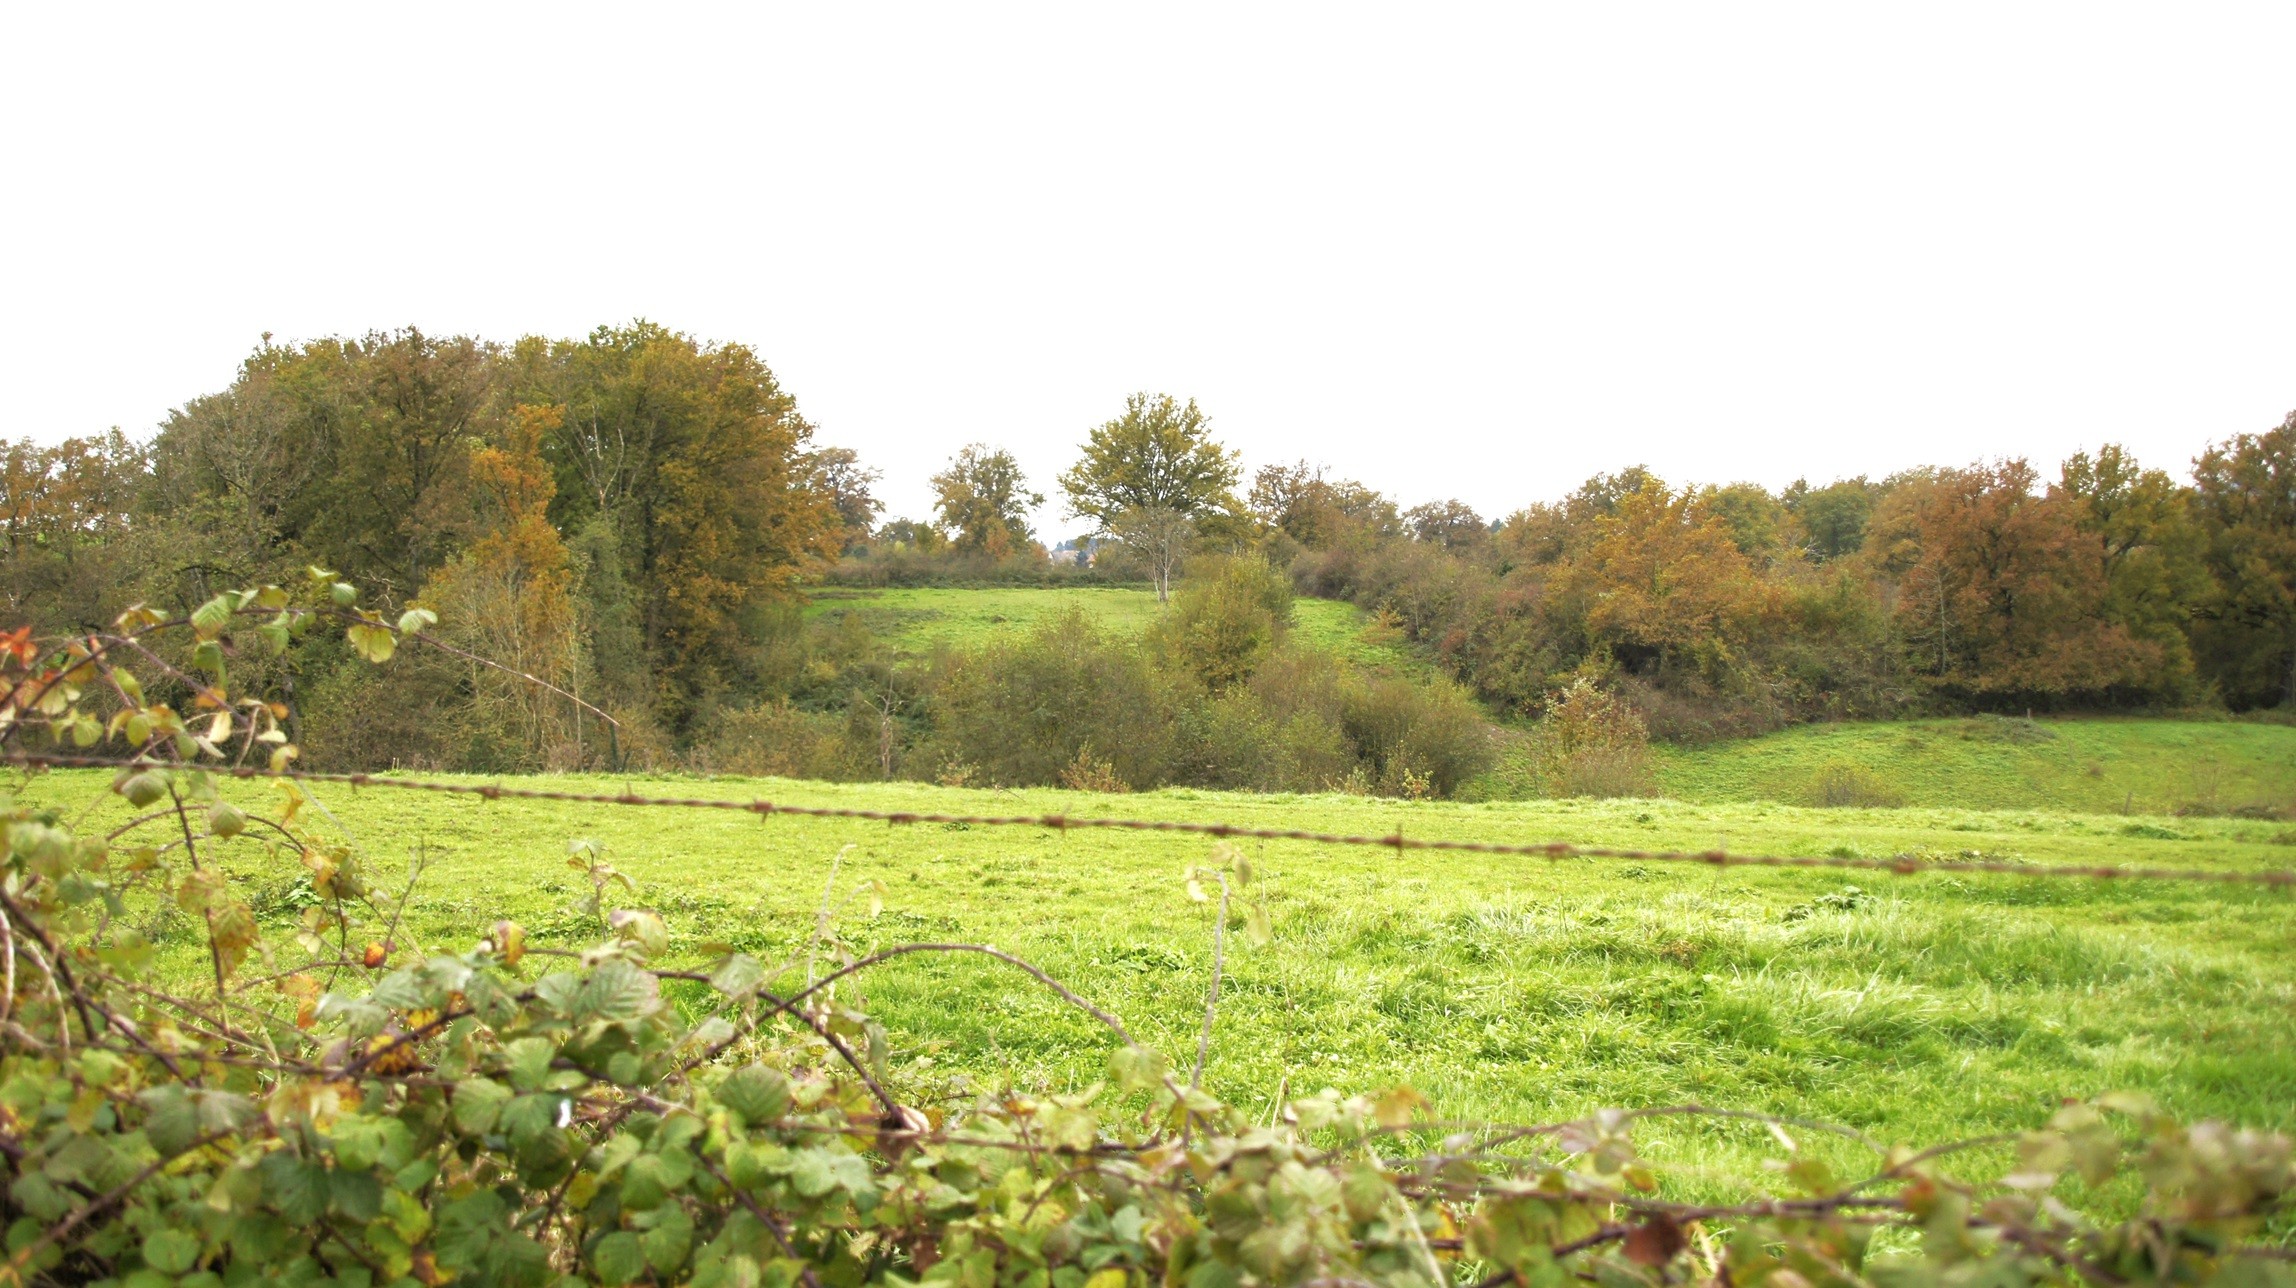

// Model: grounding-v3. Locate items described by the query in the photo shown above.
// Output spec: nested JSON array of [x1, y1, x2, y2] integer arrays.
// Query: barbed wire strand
[[5, 751, 2292, 887]]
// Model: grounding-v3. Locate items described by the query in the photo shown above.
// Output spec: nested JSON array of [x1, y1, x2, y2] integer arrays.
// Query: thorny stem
[[168, 781, 242, 1036]]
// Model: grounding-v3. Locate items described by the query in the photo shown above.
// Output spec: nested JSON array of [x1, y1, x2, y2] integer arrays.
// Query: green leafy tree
[[1061, 393, 1241, 599], [811, 446, 884, 553], [2191, 411, 2296, 707], [2055, 444, 2208, 701], [532, 322, 840, 724], [1783, 476, 1884, 562], [1694, 482, 1790, 562], [1404, 498, 1487, 550], [1249, 461, 1397, 550], [930, 443, 1042, 555]]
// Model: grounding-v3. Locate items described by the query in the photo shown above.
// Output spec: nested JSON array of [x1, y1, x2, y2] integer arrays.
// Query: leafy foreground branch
[[0, 583, 2292, 1287]]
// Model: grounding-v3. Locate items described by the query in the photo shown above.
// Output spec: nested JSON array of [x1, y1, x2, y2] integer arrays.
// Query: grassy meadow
[[805, 585, 1429, 672], [25, 764, 2294, 1198], [1656, 715, 2296, 816]]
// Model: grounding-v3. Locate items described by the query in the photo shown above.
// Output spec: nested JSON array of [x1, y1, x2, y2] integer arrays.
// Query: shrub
[[1057, 742, 1128, 792], [697, 700, 866, 780], [1152, 554, 1293, 692], [929, 608, 1175, 789], [1339, 672, 1495, 797], [1806, 761, 1908, 809], [1536, 677, 1655, 798]]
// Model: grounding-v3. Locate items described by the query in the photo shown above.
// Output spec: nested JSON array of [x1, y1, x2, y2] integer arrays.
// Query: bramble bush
[[0, 581, 2291, 1287]]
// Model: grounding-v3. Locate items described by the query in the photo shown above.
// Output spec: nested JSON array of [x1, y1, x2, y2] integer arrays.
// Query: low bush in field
[[697, 701, 869, 781], [1534, 677, 1656, 798], [1806, 760, 1909, 809], [922, 601, 1494, 796]]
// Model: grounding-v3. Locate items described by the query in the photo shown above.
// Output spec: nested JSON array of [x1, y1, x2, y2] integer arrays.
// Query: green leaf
[[643, 1202, 695, 1273], [789, 1148, 839, 1197], [621, 1153, 677, 1211], [138, 1085, 196, 1154], [208, 801, 245, 839], [590, 1133, 643, 1181], [717, 1065, 791, 1126], [592, 1230, 645, 1286], [1340, 1162, 1392, 1221], [397, 607, 437, 636], [117, 769, 169, 808], [726, 1141, 792, 1190], [190, 595, 234, 640], [504, 1036, 556, 1091], [192, 638, 227, 680], [259, 1151, 331, 1225], [1109, 1045, 1169, 1093], [142, 1226, 200, 1274], [609, 908, 668, 959], [1244, 904, 1272, 946], [452, 1078, 511, 1135], [330, 1168, 382, 1221], [709, 953, 766, 1000], [571, 958, 660, 1026]]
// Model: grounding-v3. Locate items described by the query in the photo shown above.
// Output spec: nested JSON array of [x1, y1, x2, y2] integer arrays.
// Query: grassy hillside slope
[[1656, 716, 2296, 816], [30, 767, 2292, 1192], [805, 585, 1427, 672]]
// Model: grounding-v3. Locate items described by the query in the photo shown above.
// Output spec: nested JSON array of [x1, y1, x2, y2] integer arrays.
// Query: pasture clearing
[[1655, 716, 2296, 816], [803, 585, 1429, 672], [34, 766, 2293, 1189]]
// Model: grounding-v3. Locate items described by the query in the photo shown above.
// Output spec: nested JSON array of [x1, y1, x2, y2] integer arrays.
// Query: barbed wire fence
[[7, 750, 2293, 888]]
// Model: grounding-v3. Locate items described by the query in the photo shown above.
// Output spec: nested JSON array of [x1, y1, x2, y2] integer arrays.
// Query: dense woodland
[[4, 323, 2293, 795]]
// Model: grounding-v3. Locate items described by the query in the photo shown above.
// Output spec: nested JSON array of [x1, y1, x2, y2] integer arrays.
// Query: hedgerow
[[0, 577, 2290, 1287]]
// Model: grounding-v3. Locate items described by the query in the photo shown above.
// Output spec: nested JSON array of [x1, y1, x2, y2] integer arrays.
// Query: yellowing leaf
[[347, 622, 396, 664], [1372, 1085, 1426, 1129], [190, 595, 234, 639]]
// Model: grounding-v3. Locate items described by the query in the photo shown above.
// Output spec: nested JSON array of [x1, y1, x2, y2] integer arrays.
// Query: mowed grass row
[[30, 768, 2294, 1191]]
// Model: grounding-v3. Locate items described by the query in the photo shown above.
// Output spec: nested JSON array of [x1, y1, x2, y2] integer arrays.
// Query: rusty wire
[[7, 751, 2291, 887]]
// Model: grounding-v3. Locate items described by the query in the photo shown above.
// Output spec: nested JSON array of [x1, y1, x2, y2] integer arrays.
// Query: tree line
[[847, 401, 2296, 740], [4, 322, 2293, 788]]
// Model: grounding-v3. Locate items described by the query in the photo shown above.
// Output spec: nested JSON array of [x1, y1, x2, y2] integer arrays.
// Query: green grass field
[[28, 765, 2293, 1197], [805, 586, 1428, 672], [1656, 716, 2296, 816]]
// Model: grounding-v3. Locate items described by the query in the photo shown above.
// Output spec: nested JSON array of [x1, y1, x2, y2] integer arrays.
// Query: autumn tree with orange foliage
[[1554, 479, 1770, 687], [515, 322, 842, 725], [1867, 460, 2178, 704], [422, 404, 585, 763]]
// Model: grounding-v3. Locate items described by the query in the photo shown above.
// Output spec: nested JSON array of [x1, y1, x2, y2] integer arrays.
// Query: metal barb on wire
[[6, 752, 2295, 887]]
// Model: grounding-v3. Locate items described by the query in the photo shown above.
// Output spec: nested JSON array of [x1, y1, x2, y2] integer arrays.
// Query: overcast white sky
[[4, 4, 2292, 532]]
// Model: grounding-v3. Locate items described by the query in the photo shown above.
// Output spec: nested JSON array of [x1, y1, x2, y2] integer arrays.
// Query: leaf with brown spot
[[1624, 1216, 1685, 1267]]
